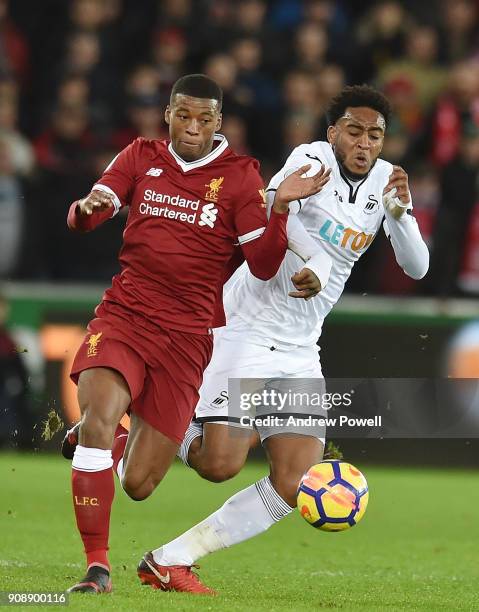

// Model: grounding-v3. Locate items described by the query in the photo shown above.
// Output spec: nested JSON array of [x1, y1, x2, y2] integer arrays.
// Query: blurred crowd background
[[1, 0, 479, 452], [1, 0, 479, 296]]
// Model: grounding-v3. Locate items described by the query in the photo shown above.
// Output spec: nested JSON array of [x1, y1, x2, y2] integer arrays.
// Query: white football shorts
[[195, 316, 325, 442]]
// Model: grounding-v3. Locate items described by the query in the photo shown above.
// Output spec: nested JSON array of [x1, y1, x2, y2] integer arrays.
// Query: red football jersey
[[67, 135, 284, 334]]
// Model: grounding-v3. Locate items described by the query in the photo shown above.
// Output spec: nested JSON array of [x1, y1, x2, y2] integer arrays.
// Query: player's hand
[[383, 166, 410, 205], [273, 164, 331, 213], [289, 267, 321, 300], [78, 190, 115, 216]]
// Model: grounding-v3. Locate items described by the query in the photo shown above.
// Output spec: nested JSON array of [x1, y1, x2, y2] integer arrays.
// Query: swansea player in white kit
[[138, 85, 429, 593]]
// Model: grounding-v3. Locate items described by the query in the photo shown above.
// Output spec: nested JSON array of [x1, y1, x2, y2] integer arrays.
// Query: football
[[297, 460, 369, 531]]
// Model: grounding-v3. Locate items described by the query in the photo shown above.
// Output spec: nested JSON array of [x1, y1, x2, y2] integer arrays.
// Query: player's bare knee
[[121, 474, 154, 501], [77, 368, 130, 447], [78, 411, 116, 448], [121, 463, 143, 498], [196, 456, 243, 482], [121, 463, 163, 500], [123, 485, 151, 502], [196, 462, 230, 482]]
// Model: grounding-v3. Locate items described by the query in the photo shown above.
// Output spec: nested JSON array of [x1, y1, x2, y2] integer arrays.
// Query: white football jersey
[[223, 141, 396, 347]]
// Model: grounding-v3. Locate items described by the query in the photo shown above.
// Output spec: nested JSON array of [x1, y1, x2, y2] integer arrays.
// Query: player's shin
[[71, 446, 115, 571], [151, 476, 293, 566]]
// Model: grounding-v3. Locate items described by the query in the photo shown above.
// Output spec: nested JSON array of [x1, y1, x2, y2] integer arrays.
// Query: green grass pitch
[[1, 452, 478, 611]]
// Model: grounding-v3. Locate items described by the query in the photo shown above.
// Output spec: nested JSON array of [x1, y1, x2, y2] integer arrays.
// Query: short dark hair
[[170, 74, 223, 109], [327, 85, 392, 126]]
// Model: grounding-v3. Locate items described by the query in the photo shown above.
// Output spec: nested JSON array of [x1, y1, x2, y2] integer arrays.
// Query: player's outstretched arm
[[271, 164, 331, 213], [238, 163, 331, 281], [67, 139, 139, 232], [67, 190, 116, 232], [264, 169, 333, 299], [382, 166, 429, 280]]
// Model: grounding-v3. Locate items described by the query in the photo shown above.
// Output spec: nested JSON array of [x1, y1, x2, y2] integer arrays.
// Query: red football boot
[[137, 552, 216, 595]]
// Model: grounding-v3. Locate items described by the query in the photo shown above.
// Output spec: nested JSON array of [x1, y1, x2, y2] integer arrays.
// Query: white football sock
[[177, 421, 203, 466], [72, 445, 113, 472], [152, 476, 293, 566]]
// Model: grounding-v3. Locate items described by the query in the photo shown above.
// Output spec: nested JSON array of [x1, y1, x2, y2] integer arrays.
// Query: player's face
[[327, 107, 385, 180], [165, 94, 222, 161]]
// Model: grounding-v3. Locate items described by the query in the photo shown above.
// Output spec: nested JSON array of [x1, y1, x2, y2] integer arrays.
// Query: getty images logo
[[198, 203, 218, 228]]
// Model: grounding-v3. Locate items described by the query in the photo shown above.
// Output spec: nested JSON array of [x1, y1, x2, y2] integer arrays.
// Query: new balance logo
[[198, 203, 218, 228], [146, 167, 163, 177]]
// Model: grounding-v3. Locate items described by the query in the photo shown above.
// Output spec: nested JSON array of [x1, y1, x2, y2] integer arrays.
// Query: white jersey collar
[[168, 134, 229, 172]]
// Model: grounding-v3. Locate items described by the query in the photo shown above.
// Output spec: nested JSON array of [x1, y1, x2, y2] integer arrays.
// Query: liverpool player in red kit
[[63, 74, 330, 594]]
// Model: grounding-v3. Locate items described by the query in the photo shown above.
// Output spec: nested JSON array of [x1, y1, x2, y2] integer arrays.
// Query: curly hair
[[326, 85, 392, 126], [170, 74, 223, 109]]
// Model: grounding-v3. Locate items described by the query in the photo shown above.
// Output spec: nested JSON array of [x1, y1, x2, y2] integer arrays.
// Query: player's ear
[[165, 106, 171, 125], [216, 113, 222, 131], [327, 125, 337, 146]]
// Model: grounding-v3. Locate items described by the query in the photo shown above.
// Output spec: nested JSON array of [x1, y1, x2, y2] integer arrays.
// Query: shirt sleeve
[[287, 214, 332, 289], [263, 182, 332, 289], [234, 159, 288, 281], [67, 139, 139, 232], [383, 201, 429, 280]]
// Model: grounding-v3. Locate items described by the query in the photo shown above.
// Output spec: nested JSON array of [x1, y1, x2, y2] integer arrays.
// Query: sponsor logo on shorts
[[86, 332, 103, 357], [212, 390, 228, 406]]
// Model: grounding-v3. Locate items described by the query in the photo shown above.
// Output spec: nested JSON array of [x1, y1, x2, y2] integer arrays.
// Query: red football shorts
[[70, 301, 213, 444]]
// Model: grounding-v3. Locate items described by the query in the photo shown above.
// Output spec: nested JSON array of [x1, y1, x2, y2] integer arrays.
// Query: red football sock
[[112, 424, 129, 475], [72, 467, 115, 571]]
